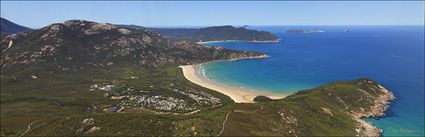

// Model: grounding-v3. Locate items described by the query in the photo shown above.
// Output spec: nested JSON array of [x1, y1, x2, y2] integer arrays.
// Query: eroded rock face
[[1, 20, 266, 74], [352, 81, 395, 137], [84, 23, 115, 35]]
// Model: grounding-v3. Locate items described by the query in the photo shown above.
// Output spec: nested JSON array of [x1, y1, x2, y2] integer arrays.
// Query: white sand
[[179, 65, 285, 103]]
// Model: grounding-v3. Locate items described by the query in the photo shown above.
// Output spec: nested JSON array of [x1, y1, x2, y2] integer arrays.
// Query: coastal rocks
[[355, 118, 381, 137], [351, 80, 395, 137], [292, 78, 395, 137], [353, 84, 395, 118]]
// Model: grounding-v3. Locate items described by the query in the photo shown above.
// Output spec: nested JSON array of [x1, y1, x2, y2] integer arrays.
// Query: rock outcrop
[[352, 81, 395, 137]]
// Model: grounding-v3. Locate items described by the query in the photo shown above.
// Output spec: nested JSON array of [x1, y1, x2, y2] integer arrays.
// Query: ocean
[[202, 26, 424, 136]]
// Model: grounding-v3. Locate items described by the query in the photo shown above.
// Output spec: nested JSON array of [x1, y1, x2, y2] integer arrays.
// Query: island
[[286, 29, 325, 34], [342, 28, 350, 32]]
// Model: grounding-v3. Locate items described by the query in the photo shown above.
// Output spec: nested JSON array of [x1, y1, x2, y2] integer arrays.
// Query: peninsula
[[119, 25, 280, 43]]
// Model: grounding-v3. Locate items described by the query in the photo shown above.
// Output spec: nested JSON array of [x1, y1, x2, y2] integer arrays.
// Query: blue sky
[[1, 1, 424, 28]]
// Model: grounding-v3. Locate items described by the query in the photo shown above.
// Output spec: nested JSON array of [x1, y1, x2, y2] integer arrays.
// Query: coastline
[[180, 59, 396, 135], [179, 63, 285, 103], [353, 84, 396, 136], [196, 39, 280, 44]]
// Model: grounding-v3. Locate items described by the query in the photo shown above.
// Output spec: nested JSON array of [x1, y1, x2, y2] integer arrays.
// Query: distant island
[[342, 28, 350, 32], [120, 25, 280, 43], [286, 29, 325, 34], [1, 19, 394, 136]]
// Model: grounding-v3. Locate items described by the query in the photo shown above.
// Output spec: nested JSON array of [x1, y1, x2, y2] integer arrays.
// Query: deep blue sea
[[203, 26, 424, 136]]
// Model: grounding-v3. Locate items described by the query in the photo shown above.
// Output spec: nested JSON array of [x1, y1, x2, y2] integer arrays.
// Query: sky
[[1, 1, 424, 28]]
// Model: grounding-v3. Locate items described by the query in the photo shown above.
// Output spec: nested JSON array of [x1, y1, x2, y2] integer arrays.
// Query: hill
[[1, 20, 266, 73], [120, 25, 280, 42], [0, 20, 268, 136], [0, 18, 32, 36]]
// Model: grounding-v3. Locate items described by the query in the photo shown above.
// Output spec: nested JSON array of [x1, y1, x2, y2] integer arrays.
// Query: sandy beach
[[179, 64, 285, 103]]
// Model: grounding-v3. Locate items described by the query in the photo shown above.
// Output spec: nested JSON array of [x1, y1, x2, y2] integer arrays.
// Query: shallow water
[[203, 26, 424, 136]]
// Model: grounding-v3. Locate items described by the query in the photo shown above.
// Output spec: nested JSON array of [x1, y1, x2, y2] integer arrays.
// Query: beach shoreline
[[179, 64, 285, 103]]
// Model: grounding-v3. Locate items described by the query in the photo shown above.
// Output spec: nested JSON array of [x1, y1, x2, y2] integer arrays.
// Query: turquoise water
[[203, 26, 424, 136]]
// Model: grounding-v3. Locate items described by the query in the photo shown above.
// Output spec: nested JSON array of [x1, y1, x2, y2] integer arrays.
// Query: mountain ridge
[[1, 20, 266, 75], [118, 25, 280, 42], [0, 18, 32, 36]]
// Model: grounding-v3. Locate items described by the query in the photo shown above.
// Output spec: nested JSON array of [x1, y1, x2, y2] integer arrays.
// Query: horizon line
[[2, 17, 424, 29]]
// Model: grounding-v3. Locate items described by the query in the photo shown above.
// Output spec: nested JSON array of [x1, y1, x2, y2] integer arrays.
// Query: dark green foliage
[[253, 95, 273, 102]]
